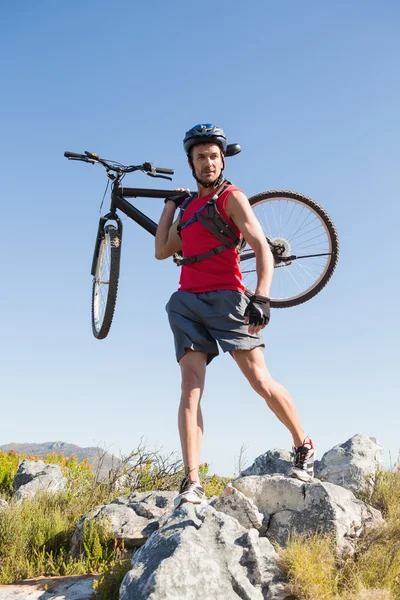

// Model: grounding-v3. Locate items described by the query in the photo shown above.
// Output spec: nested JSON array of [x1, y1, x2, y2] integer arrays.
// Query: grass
[[1, 448, 399, 600], [0, 446, 229, 598], [278, 462, 400, 600]]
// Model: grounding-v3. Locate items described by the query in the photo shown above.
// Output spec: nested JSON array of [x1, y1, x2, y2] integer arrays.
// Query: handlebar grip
[[156, 167, 174, 175], [64, 151, 87, 159]]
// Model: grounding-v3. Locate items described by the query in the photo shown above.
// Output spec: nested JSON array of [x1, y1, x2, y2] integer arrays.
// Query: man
[[155, 124, 314, 508]]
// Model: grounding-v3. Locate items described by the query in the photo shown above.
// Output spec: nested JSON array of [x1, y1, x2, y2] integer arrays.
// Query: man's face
[[190, 143, 224, 184]]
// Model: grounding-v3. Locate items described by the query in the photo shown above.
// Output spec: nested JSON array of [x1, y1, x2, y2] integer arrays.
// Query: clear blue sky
[[1, 1, 399, 476]]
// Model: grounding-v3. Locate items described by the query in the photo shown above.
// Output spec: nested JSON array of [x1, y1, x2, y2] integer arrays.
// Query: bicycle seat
[[225, 143, 241, 157]]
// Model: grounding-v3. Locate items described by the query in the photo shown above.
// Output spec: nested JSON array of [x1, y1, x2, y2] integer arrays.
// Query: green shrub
[[1, 444, 397, 598], [93, 557, 132, 600], [0, 451, 21, 494]]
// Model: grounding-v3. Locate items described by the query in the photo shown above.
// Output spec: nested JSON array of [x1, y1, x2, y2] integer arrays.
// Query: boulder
[[71, 491, 176, 554], [210, 483, 267, 533], [314, 434, 384, 494], [233, 474, 383, 553], [241, 449, 293, 477], [119, 503, 291, 600], [13, 460, 67, 502]]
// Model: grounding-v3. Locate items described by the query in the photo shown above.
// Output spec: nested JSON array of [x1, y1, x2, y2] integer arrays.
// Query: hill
[[0, 441, 121, 480]]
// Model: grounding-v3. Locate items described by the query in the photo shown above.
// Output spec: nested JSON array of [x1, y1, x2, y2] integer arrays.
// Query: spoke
[[286, 205, 307, 241], [293, 261, 317, 280], [270, 201, 280, 236], [242, 196, 335, 303], [295, 260, 325, 278], [289, 215, 320, 241], [297, 242, 330, 250], [259, 204, 274, 240], [291, 227, 327, 245]]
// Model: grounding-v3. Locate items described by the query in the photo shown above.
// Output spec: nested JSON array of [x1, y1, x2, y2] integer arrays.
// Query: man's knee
[[180, 351, 207, 398], [249, 370, 275, 399]]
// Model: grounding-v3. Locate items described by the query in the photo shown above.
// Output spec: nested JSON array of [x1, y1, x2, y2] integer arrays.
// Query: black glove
[[244, 295, 270, 326], [164, 191, 191, 207]]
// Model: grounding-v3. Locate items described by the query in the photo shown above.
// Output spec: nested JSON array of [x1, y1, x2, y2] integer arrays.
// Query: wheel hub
[[270, 237, 291, 257]]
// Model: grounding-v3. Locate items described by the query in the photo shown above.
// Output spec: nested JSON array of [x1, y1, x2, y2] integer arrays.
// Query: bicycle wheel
[[240, 190, 339, 308], [91, 224, 122, 339]]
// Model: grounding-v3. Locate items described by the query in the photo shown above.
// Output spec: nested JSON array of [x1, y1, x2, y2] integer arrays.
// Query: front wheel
[[240, 190, 339, 308], [91, 224, 122, 339]]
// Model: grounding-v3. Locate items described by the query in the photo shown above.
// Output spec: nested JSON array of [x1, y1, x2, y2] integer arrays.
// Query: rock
[[71, 491, 176, 555], [0, 574, 99, 600], [120, 503, 291, 600], [0, 500, 8, 509], [233, 474, 383, 553], [314, 434, 384, 494], [210, 483, 267, 532], [13, 460, 67, 502], [241, 448, 293, 477]]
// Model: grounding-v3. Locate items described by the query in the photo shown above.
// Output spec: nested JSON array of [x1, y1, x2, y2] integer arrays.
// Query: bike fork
[[90, 214, 123, 276]]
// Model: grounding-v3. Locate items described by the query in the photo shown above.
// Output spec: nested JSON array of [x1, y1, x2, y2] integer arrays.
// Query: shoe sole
[[174, 497, 208, 509], [290, 468, 313, 483]]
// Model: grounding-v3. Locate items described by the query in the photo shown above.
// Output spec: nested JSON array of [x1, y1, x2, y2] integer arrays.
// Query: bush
[[0, 444, 180, 584], [93, 557, 133, 600], [0, 451, 21, 495]]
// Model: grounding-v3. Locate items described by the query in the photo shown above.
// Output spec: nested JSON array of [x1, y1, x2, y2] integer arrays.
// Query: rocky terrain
[[0, 434, 386, 599]]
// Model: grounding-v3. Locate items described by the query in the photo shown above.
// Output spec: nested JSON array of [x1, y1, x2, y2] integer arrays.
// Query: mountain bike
[[64, 147, 339, 340]]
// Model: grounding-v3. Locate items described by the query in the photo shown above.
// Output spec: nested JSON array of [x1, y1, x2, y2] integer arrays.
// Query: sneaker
[[290, 437, 315, 482], [174, 476, 206, 509]]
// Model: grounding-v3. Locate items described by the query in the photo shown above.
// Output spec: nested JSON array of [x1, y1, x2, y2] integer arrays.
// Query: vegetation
[[0, 447, 398, 599], [0, 444, 228, 598], [278, 463, 400, 600]]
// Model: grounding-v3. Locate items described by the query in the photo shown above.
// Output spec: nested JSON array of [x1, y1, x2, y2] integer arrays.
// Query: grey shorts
[[166, 290, 265, 364]]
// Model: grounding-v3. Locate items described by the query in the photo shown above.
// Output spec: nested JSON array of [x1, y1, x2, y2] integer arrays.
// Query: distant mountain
[[0, 441, 123, 480]]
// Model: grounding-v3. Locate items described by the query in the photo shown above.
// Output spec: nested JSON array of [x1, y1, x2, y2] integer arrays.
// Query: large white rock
[[120, 503, 291, 600], [233, 474, 382, 553], [315, 434, 384, 493], [71, 491, 176, 555], [13, 460, 67, 502]]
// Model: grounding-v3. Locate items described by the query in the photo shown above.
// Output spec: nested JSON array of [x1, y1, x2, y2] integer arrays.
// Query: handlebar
[[64, 151, 95, 162], [154, 166, 174, 175], [64, 151, 174, 179]]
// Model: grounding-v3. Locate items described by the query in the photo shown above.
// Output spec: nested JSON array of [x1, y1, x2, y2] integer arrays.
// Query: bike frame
[[91, 183, 188, 276]]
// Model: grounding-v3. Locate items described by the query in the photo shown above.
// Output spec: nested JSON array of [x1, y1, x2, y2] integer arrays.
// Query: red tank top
[[178, 185, 246, 293]]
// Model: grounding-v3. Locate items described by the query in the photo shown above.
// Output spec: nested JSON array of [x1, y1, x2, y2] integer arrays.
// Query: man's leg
[[178, 349, 207, 483], [232, 347, 307, 448]]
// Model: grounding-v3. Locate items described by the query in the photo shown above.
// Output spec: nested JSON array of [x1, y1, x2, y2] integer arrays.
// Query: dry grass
[[279, 462, 400, 600]]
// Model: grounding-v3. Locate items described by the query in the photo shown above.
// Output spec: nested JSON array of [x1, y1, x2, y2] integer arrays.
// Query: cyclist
[[155, 124, 314, 508]]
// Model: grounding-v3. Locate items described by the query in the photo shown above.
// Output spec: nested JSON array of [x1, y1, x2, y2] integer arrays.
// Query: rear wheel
[[240, 190, 339, 307], [91, 224, 121, 339]]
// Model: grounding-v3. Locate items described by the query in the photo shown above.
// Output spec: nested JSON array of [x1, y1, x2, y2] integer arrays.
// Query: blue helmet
[[183, 124, 227, 156]]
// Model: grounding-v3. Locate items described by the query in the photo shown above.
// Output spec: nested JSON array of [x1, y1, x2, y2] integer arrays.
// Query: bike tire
[[91, 224, 122, 339], [241, 190, 339, 308]]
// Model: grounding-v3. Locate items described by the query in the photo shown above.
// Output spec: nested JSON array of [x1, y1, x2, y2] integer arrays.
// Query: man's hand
[[244, 295, 270, 335], [165, 188, 191, 207]]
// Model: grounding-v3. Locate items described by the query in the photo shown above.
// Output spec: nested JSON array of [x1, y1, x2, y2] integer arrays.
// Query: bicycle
[[64, 146, 339, 340]]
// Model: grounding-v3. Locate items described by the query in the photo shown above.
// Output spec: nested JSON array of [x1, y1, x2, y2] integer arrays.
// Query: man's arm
[[226, 190, 274, 297], [155, 202, 182, 260]]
